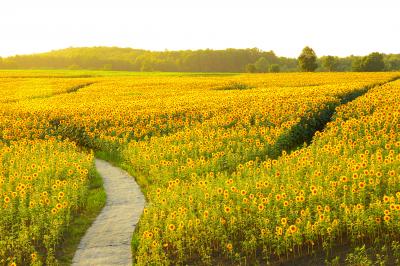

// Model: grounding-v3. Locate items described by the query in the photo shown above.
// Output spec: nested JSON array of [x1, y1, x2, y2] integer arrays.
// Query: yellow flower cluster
[[132, 77, 400, 264], [0, 138, 93, 264], [0, 71, 398, 265], [0, 77, 95, 103]]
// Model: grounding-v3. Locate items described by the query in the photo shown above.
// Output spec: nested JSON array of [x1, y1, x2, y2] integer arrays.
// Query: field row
[[0, 72, 399, 265]]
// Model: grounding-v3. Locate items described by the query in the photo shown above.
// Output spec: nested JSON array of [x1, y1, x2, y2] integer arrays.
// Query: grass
[[95, 150, 124, 166], [52, 149, 134, 265], [213, 82, 254, 90], [55, 166, 106, 265], [279, 241, 400, 266]]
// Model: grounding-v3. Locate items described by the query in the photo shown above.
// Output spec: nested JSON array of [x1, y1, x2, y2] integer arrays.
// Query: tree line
[[0, 46, 399, 72], [297, 46, 397, 72]]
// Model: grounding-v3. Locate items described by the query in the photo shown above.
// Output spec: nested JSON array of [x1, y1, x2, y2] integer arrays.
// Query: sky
[[0, 0, 399, 58]]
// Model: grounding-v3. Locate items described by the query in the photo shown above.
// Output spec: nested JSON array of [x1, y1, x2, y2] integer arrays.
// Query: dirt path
[[72, 159, 145, 266]]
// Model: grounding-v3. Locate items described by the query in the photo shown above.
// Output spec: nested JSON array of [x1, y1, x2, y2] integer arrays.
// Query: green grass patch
[[95, 150, 124, 166], [55, 167, 106, 265], [213, 82, 254, 90]]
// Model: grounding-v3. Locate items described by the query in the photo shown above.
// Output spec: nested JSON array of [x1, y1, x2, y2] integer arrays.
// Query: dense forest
[[0, 46, 399, 72]]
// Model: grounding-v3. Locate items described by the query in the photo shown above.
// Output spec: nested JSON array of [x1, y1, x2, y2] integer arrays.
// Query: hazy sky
[[0, 0, 399, 57]]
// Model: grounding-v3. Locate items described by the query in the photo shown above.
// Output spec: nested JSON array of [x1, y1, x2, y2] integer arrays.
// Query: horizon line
[[1, 46, 399, 59]]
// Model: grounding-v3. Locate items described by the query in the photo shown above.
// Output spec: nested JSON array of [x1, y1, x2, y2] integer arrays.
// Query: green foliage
[[352, 52, 385, 72], [298, 46, 318, 72], [254, 57, 269, 72], [345, 245, 372, 266], [0, 47, 399, 72], [391, 241, 400, 264], [351, 57, 364, 72], [363, 52, 385, 71], [56, 168, 106, 265], [269, 64, 280, 73], [214, 82, 253, 91], [102, 64, 113, 70], [384, 54, 400, 71], [248, 52, 281, 73], [0, 47, 297, 73], [325, 256, 340, 266], [245, 63, 257, 73], [0, 47, 296, 72], [321, 56, 339, 71], [68, 64, 81, 70], [140, 60, 154, 72]]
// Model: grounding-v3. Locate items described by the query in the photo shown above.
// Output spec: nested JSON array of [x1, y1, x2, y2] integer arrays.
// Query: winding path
[[72, 159, 145, 266]]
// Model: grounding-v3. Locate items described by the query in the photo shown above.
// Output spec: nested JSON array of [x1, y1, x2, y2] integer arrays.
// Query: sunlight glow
[[0, 0, 399, 57]]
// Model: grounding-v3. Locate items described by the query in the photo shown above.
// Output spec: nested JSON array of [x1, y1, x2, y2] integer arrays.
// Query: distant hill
[[0, 47, 146, 71], [0, 46, 399, 72], [0, 47, 296, 72]]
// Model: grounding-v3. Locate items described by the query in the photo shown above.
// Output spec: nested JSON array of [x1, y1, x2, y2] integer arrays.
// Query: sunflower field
[[0, 71, 399, 265]]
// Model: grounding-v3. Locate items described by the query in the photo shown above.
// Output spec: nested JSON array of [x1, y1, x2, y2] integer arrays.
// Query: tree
[[140, 60, 154, 72], [321, 56, 338, 72], [245, 63, 256, 73], [351, 57, 364, 72], [363, 52, 385, 71], [254, 57, 269, 72], [298, 46, 318, 72], [384, 54, 400, 71], [269, 64, 280, 73], [263, 50, 279, 64], [102, 64, 113, 70], [68, 64, 81, 70], [351, 52, 385, 72]]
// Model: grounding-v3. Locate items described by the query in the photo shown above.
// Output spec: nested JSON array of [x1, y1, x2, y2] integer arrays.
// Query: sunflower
[[383, 195, 390, 203], [168, 224, 176, 231], [276, 226, 283, 236], [4, 196, 10, 204], [289, 225, 297, 234]]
